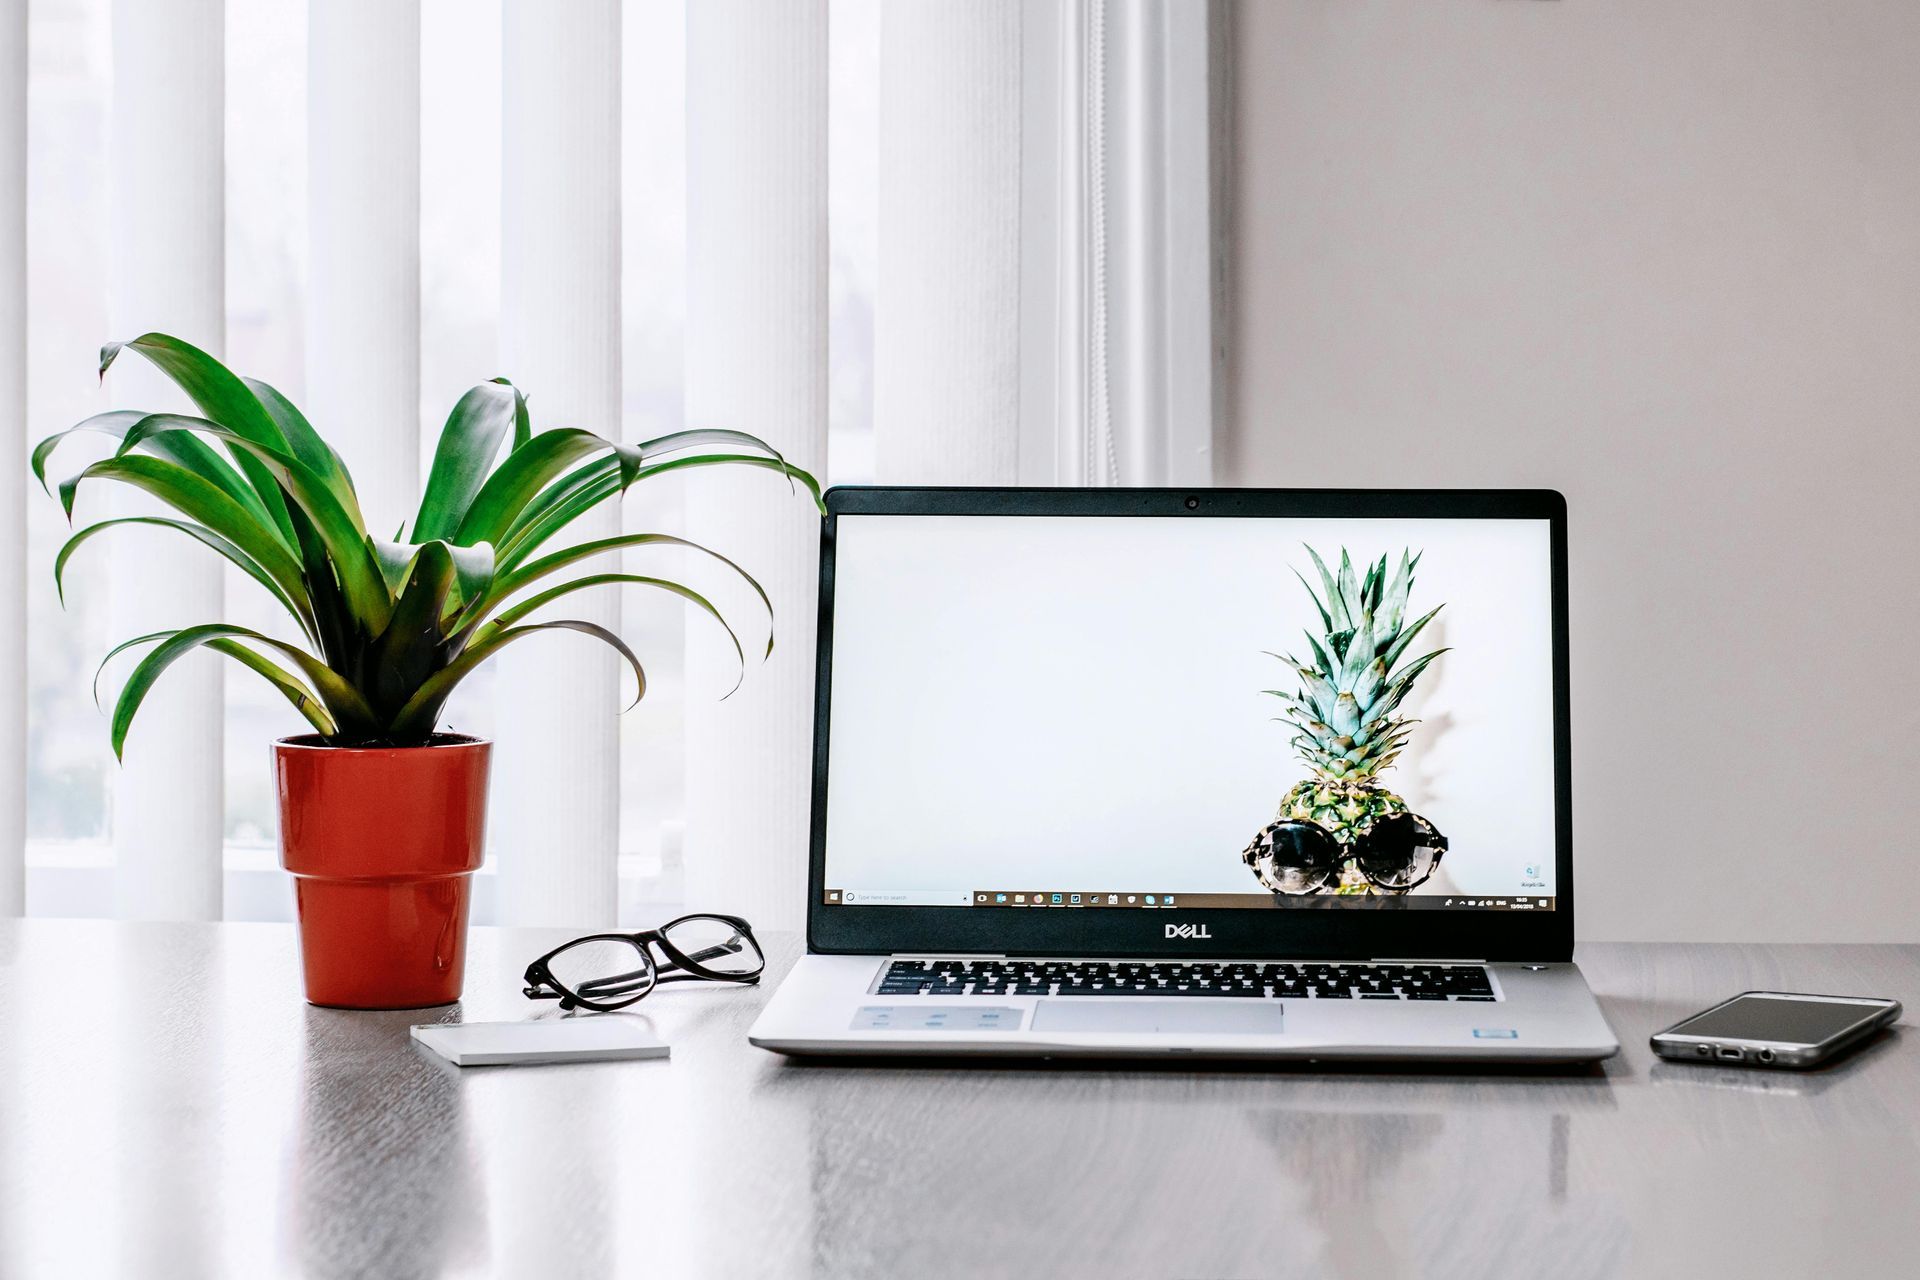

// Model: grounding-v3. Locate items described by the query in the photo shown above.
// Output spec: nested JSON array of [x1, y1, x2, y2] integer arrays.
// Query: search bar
[[838, 889, 973, 906]]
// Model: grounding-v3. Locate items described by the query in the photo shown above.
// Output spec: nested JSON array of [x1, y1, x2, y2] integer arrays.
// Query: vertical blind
[[0, 0, 1215, 929], [0, 0, 23, 916], [107, 0, 227, 921], [682, 0, 829, 932], [494, 0, 625, 927]]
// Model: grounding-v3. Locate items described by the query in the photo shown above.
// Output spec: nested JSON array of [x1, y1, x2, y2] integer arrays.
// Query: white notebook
[[410, 1016, 670, 1067]]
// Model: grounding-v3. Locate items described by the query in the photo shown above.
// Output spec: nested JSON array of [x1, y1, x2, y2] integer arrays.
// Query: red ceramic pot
[[275, 734, 492, 1009]]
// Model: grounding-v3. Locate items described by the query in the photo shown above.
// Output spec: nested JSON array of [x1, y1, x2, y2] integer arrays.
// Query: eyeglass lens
[[547, 937, 656, 1004], [1256, 821, 1338, 894], [662, 916, 764, 977], [1354, 813, 1444, 889]]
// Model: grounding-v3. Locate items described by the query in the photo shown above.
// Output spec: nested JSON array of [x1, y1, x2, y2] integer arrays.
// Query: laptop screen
[[820, 512, 1558, 915]]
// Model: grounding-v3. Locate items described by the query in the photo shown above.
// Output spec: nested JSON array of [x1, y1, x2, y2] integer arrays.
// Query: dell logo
[[1165, 922, 1212, 940]]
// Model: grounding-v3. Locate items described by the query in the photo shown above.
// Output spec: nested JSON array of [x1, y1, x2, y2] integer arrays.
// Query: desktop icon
[[995, 893, 1007, 903], [1145, 895, 1157, 905], [977, 894, 987, 903], [1107, 894, 1119, 904], [1069, 894, 1082, 905], [1051, 893, 1063, 904], [826, 890, 841, 903], [1127, 895, 1137, 904], [1163, 895, 1176, 906], [1013, 894, 1025, 903]]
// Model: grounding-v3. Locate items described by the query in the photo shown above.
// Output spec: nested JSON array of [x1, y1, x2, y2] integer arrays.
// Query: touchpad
[[1031, 1000, 1285, 1035]]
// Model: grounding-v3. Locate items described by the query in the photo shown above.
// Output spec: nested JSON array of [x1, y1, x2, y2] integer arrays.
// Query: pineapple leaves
[[52, 335, 823, 750], [1305, 546, 1347, 631], [1291, 568, 1332, 634], [1379, 604, 1442, 675], [1277, 545, 1448, 784]]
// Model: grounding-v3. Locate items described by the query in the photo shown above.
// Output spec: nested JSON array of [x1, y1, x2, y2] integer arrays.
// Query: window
[[22, 0, 881, 919]]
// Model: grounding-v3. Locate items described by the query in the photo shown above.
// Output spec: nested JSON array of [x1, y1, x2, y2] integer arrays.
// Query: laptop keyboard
[[876, 959, 1497, 1001]]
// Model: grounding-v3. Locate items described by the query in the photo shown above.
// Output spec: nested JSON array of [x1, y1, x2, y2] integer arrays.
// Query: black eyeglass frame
[[1257, 818, 1450, 897], [522, 912, 765, 1012]]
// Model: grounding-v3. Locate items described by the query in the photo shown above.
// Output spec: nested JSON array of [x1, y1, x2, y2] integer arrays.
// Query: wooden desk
[[0, 920, 1913, 1278]]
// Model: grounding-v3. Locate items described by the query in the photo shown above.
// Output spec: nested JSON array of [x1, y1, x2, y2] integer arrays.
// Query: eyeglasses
[[522, 913, 766, 1012], [1243, 812, 1449, 896]]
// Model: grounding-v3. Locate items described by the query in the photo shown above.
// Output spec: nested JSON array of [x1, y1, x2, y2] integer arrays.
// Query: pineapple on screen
[[1257, 546, 1447, 891]]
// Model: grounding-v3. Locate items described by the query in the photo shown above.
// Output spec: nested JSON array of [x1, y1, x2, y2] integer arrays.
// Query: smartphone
[[1650, 991, 1901, 1069]]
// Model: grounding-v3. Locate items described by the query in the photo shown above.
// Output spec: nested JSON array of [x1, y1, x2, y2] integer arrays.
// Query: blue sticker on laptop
[[1472, 1028, 1520, 1039]]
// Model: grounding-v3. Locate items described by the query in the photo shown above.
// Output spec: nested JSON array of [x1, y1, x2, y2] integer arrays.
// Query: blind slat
[[1, 0, 25, 915], [683, 0, 829, 932], [493, 0, 625, 928], [107, 0, 226, 922]]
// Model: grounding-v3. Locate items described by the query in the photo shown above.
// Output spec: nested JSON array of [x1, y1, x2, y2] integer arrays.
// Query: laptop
[[748, 488, 1619, 1063]]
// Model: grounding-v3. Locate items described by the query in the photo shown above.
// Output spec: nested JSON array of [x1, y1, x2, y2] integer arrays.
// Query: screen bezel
[[805, 487, 1574, 962]]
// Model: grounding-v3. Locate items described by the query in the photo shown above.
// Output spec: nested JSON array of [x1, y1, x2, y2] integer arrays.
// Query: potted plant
[[34, 333, 821, 1008]]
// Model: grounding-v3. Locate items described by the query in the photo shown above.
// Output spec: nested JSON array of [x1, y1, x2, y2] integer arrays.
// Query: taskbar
[[822, 889, 1558, 912]]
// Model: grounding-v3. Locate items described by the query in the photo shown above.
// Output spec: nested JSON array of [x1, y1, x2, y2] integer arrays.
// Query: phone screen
[[1669, 996, 1883, 1044]]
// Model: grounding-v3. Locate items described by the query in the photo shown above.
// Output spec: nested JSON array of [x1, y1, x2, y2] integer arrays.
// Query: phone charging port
[[1718, 1046, 1743, 1061]]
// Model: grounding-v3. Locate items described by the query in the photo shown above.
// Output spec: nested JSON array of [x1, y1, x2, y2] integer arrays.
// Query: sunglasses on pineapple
[[1244, 812, 1449, 896], [522, 913, 765, 1012]]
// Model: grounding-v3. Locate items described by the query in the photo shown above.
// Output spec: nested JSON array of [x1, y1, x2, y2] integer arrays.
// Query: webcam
[[1184, 496, 1200, 510]]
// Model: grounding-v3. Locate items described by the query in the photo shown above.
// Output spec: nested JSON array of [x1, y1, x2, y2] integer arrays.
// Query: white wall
[[1225, 1, 1920, 942]]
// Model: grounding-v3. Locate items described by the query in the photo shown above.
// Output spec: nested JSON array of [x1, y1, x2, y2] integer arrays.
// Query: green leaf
[[102, 334, 315, 543], [495, 453, 824, 571], [55, 516, 315, 642], [413, 380, 524, 542], [202, 639, 336, 736], [116, 416, 391, 630], [387, 618, 648, 739], [1291, 568, 1332, 635], [1379, 605, 1442, 674], [473, 532, 772, 653], [1302, 631, 1333, 675], [55, 456, 316, 628], [34, 411, 287, 544], [1336, 549, 1360, 625], [244, 377, 369, 534], [454, 428, 641, 548], [363, 542, 463, 722], [1342, 610, 1376, 687], [370, 537, 496, 610], [480, 572, 748, 695], [107, 623, 380, 759], [1305, 546, 1348, 631], [1379, 549, 1414, 635]]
